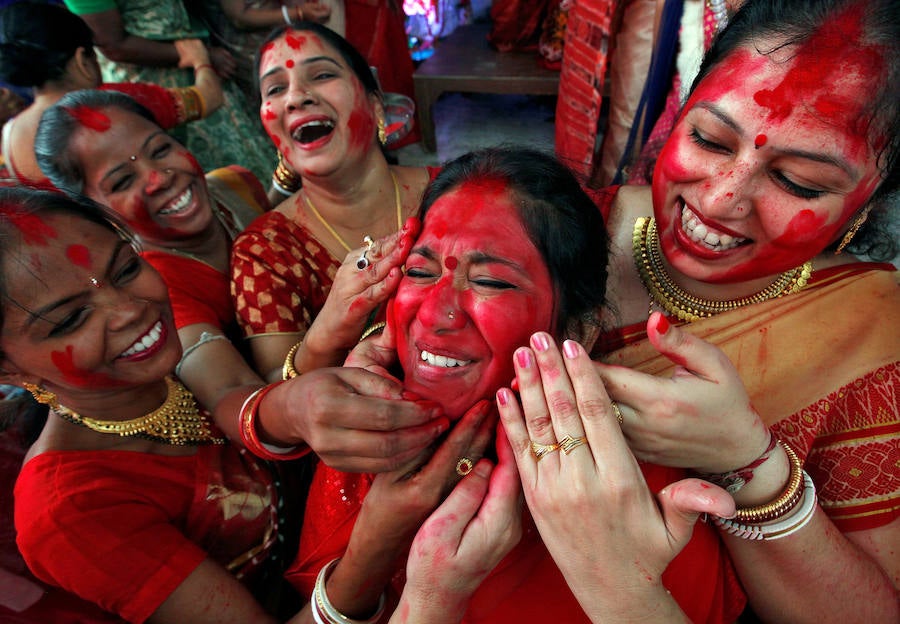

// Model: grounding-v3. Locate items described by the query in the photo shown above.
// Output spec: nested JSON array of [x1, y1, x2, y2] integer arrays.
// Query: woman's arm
[[77, 9, 182, 66], [218, 0, 331, 30], [173, 39, 224, 116], [597, 314, 900, 622]]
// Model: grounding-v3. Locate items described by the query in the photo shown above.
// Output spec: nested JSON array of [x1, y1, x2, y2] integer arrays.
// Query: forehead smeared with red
[[1, 208, 58, 246], [260, 28, 317, 67], [752, 4, 884, 137], [66, 105, 111, 133]]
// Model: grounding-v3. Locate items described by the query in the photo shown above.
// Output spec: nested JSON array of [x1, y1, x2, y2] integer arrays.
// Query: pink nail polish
[[532, 333, 550, 352], [563, 339, 579, 359], [516, 349, 532, 368], [496, 388, 509, 406]]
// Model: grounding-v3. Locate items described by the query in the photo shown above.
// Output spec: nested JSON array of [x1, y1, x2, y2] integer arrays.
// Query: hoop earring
[[377, 117, 387, 146], [273, 152, 301, 194], [23, 382, 59, 408], [835, 206, 871, 254]]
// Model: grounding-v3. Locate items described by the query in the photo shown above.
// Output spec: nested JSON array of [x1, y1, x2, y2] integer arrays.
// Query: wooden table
[[412, 21, 561, 152]]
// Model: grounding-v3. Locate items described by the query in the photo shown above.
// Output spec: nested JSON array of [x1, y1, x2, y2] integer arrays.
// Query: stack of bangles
[[708, 438, 817, 540], [238, 382, 309, 460], [312, 558, 386, 624]]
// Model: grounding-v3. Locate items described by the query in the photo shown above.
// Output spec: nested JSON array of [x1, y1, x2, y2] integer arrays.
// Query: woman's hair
[[420, 146, 609, 337], [35, 89, 157, 195], [254, 21, 381, 101], [692, 0, 900, 260], [0, 187, 132, 358], [0, 1, 95, 88]]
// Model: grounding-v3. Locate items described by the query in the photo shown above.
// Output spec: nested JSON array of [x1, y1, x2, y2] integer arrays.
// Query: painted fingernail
[[656, 314, 670, 335], [496, 388, 509, 406], [515, 348, 532, 369], [531, 333, 550, 352], [563, 339, 580, 359], [474, 460, 492, 478]]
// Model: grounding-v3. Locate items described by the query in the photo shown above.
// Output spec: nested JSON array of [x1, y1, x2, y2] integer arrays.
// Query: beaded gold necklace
[[303, 171, 403, 252], [633, 217, 813, 322], [53, 377, 225, 446]]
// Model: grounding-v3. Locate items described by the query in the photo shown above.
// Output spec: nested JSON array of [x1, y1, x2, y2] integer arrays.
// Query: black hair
[[692, 0, 899, 261], [0, 187, 133, 359], [254, 21, 381, 102], [420, 146, 609, 338], [34, 89, 157, 195], [0, 1, 94, 88]]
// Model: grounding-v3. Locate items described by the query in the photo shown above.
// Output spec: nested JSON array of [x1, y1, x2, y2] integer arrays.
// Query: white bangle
[[311, 558, 386, 624], [281, 4, 292, 25], [714, 471, 817, 541]]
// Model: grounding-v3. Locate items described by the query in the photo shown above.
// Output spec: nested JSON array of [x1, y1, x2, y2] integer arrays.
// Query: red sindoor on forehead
[[67, 106, 111, 132], [4, 212, 58, 245]]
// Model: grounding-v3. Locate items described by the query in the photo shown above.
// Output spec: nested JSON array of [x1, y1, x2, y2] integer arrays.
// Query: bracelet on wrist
[[698, 431, 777, 494], [194, 63, 215, 74], [295, 5, 304, 20], [239, 382, 308, 460], [714, 471, 817, 540], [312, 558, 386, 624], [282, 340, 303, 380], [281, 4, 293, 25], [732, 439, 804, 523]]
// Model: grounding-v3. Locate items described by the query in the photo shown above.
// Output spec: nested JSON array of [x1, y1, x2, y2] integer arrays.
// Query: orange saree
[[602, 263, 900, 532]]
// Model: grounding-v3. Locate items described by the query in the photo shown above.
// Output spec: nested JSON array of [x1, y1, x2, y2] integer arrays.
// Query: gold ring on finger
[[530, 440, 561, 461], [559, 434, 588, 455], [611, 401, 624, 425], [455, 457, 474, 476]]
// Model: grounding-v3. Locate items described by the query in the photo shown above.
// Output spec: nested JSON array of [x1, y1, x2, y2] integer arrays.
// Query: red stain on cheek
[[777, 209, 828, 246], [262, 108, 277, 121], [67, 106, 111, 132], [181, 151, 203, 176], [754, 134, 767, 148], [5, 213, 58, 245], [51, 345, 123, 387], [65, 244, 91, 269], [444, 256, 458, 270]]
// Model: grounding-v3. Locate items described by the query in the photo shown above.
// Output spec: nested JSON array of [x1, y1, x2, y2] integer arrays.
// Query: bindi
[[444, 256, 458, 270], [754, 134, 767, 149], [65, 244, 91, 269]]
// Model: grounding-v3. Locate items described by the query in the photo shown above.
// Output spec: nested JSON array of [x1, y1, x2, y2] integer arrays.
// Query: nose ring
[[448, 311, 455, 320], [164, 168, 172, 174]]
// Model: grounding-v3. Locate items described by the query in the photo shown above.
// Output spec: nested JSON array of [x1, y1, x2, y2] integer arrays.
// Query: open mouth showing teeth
[[159, 188, 192, 215], [293, 120, 335, 144], [420, 349, 471, 368], [680, 203, 747, 251], [119, 321, 163, 358]]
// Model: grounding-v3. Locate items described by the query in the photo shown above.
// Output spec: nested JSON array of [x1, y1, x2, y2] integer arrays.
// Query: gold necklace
[[633, 217, 813, 322], [53, 377, 226, 446], [303, 171, 403, 252]]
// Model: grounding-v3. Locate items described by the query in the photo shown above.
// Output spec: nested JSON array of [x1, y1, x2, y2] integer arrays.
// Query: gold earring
[[23, 382, 59, 408], [273, 152, 301, 193], [377, 117, 386, 146], [835, 206, 871, 254]]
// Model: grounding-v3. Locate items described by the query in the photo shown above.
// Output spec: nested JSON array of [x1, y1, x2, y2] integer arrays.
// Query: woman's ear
[[72, 47, 100, 87], [0, 360, 42, 391]]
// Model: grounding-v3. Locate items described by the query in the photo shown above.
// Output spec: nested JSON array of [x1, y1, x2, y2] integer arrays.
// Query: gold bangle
[[282, 340, 303, 380], [359, 321, 386, 342], [733, 439, 804, 523]]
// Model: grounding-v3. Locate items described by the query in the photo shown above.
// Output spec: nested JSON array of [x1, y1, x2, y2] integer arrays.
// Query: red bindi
[[444, 256, 458, 270], [754, 134, 767, 148], [286, 59, 295, 68], [65, 244, 91, 269]]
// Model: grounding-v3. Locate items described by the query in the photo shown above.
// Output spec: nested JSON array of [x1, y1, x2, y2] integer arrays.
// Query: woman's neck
[[142, 213, 231, 271], [50, 378, 170, 425]]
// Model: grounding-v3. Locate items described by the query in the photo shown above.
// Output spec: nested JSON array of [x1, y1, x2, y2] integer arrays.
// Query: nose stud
[[448, 311, 455, 320], [90, 277, 102, 288]]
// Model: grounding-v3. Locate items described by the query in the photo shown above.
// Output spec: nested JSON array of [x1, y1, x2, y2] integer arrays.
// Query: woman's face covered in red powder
[[390, 180, 554, 420], [258, 30, 380, 179], [652, 9, 885, 284]]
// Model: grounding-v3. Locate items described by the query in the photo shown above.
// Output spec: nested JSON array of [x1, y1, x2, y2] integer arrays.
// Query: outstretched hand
[[497, 333, 734, 622], [596, 312, 771, 473], [392, 429, 523, 624]]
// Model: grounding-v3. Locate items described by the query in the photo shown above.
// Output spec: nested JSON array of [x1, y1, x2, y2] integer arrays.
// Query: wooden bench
[[412, 21, 561, 152]]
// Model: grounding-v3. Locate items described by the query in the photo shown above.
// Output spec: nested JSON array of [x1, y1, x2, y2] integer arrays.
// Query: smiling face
[[390, 179, 555, 419], [68, 107, 213, 246], [0, 213, 179, 396], [258, 29, 381, 178], [652, 23, 885, 285]]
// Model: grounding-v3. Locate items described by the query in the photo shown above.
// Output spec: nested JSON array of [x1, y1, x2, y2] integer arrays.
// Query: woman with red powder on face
[[0, 1, 224, 189], [283, 147, 747, 624], [570, 0, 899, 620], [35, 89, 445, 476], [229, 23, 440, 446]]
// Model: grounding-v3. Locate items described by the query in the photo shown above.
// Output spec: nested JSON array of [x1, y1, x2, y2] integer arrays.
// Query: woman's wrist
[[728, 440, 791, 507]]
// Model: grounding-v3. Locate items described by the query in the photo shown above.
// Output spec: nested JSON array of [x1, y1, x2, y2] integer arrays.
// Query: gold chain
[[53, 377, 226, 446], [633, 217, 813, 322], [303, 171, 403, 253]]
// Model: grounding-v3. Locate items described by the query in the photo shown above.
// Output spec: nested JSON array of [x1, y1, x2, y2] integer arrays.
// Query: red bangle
[[194, 64, 215, 74], [239, 383, 310, 461]]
